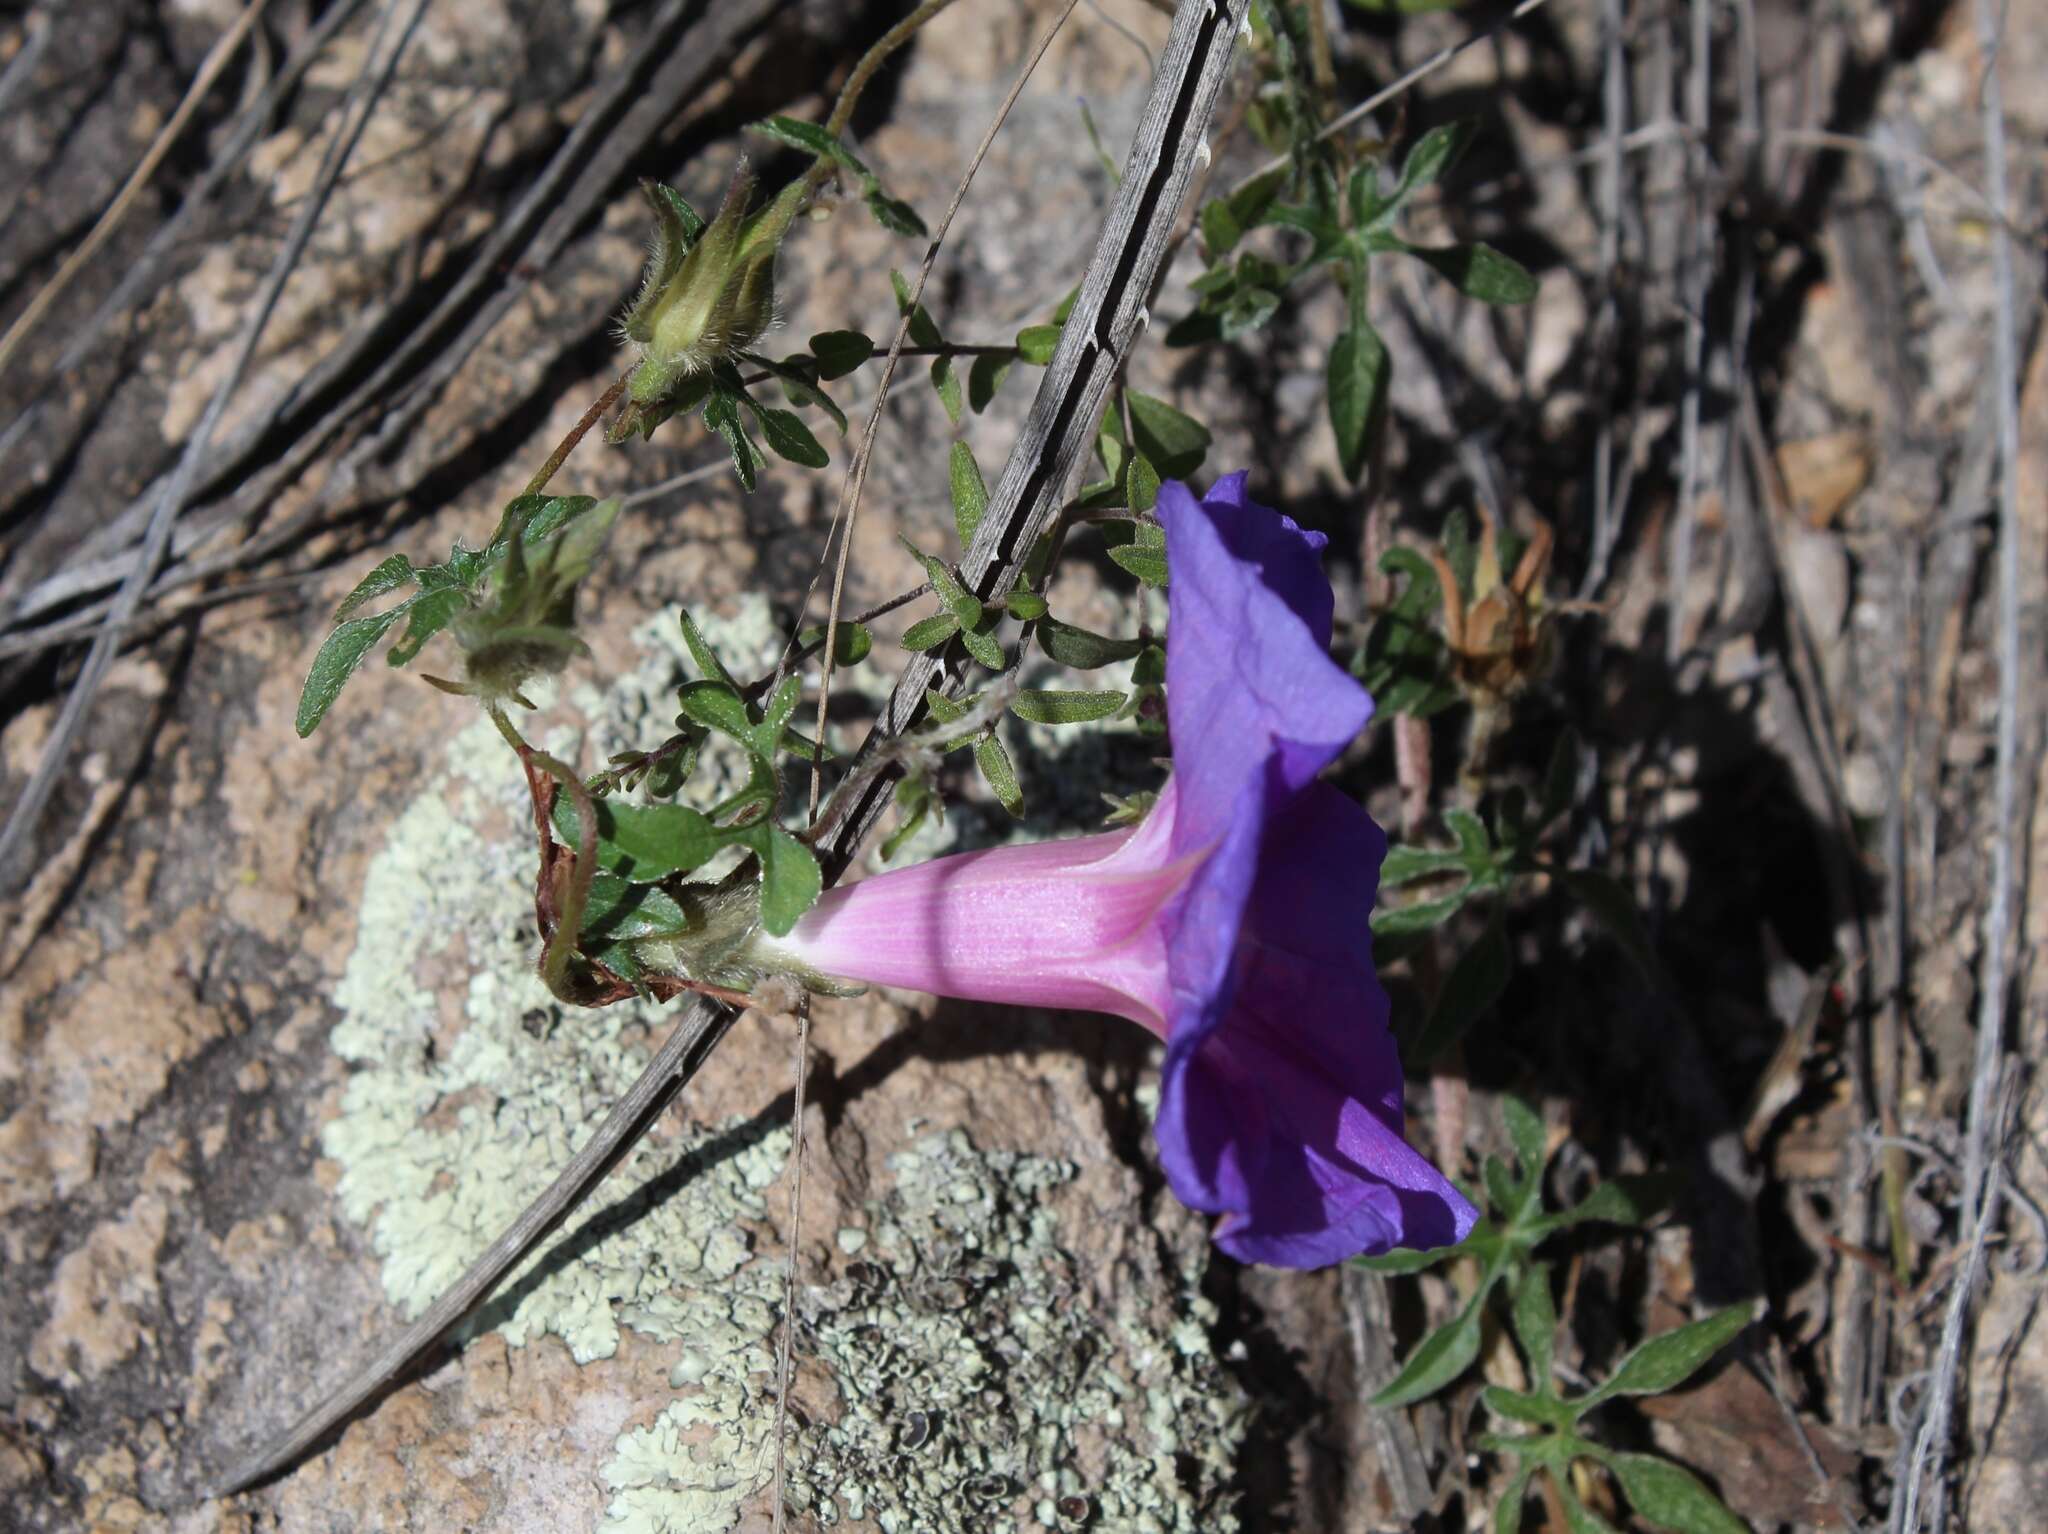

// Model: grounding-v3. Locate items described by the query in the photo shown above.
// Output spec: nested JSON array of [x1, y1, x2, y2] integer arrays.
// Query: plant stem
[[521, 371, 629, 501]]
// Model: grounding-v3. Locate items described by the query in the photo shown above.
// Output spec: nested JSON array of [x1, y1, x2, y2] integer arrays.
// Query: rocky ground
[[1, 1, 2043, 1531]]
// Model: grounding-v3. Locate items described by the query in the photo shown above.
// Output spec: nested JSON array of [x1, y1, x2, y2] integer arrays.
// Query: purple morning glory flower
[[773, 474, 1477, 1267]]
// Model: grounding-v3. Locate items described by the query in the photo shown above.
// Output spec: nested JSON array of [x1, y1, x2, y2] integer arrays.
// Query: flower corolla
[[774, 474, 1476, 1267]]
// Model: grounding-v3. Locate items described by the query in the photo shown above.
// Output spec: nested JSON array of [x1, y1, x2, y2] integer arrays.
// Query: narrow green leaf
[[1482, 1384, 1566, 1427], [1409, 242, 1540, 305], [748, 114, 866, 172], [901, 612, 960, 652], [1036, 618, 1142, 669], [810, 329, 874, 380], [332, 555, 417, 621], [1502, 1095, 1548, 1181], [968, 351, 1013, 412], [1352, 1244, 1460, 1276], [880, 778, 931, 861], [1445, 807, 1492, 858], [1126, 452, 1161, 513], [756, 825, 822, 936], [296, 608, 406, 736], [900, 539, 983, 629], [1532, 1174, 1673, 1235], [1388, 120, 1480, 213], [674, 680, 756, 741], [1370, 892, 1469, 935], [678, 609, 739, 686], [1015, 323, 1062, 364], [958, 621, 1006, 670], [1371, 1301, 1483, 1407], [1011, 689, 1126, 725], [798, 622, 873, 667], [753, 671, 804, 755], [751, 404, 830, 467], [385, 587, 468, 667], [890, 269, 943, 348], [1125, 391, 1211, 479], [1582, 1305, 1754, 1407], [1415, 916, 1510, 1063], [1003, 591, 1048, 620], [864, 187, 927, 238], [1607, 1454, 1751, 1534], [1483, 1155, 1521, 1221], [949, 441, 989, 546], [974, 735, 1023, 816], [930, 355, 963, 423], [1512, 1263, 1557, 1389], [1328, 321, 1390, 483], [1494, 1469, 1532, 1534], [1380, 845, 1472, 885], [703, 389, 762, 490]]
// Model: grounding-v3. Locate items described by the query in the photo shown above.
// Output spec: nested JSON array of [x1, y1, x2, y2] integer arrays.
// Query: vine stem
[[488, 705, 598, 1001], [520, 371, 629, 502]]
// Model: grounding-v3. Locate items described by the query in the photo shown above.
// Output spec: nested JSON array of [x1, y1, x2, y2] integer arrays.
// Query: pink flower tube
[[773, 474, 1476, 1267]]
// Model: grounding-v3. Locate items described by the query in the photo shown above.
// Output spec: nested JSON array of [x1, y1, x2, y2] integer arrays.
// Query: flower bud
[[624, 162, 804, 406]]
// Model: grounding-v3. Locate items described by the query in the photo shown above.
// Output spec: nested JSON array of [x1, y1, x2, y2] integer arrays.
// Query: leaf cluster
[[1176, 118, 1536, 482], [296, 493, 619, 737], [1358, 1098, 1750, 1534]]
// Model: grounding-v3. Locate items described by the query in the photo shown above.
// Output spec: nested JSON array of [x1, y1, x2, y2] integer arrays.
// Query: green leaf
[[1483, 1384, 1569, 1427], [1107, 543, 1170, 587], [675, 680, 755, 741], [974, 734, 1023, 816], [901, 612, 960, 652], [1015, 323, 1062, 364], [1558, 870, 1658, 980], [949, 441, 989, 546], [1494, 1469, 1532, 1534], [865, 187, 927, 238], [296, 608, 406, 736], [1328, 321, 1390, 483], [703, 389, 763, 490], [1011, 689, 1126, 725], [753, 672, 803, 756], [332, 554, 417, 621], [930, 355, 963, 423], [1036, 618, 1143, 669], [1003, 591, 1048, 620], [1126, 452, 1161, 513], [798, 621, 873, 667], [1513, 1263, 1557, 1389], [1444, 806, 1492, 858], [581, 872, 692, 943], [1380, 845, 1472, 885], [968, 351, 1013, 412], [678, 609, 739, 686], [1200, 197, 1243, 255], [750, 403, 830, 467], [1606, 1454, 1751, 1534], [1414, 916, 1510, 1063], [899, 538, 983, 629], [1483, 1155, 1522, 1220], [1387, 120, 1480, 217], [1220, 285, 1282, 340], [880, 778, 932, 861], [890, 269, 943, 348], [385, 587, 468, 667], [1531, 1174, 1673, 1236], [1501, 1095, 1548, 1181], [1409, 242, 1539, 304], [1582, 1305, 1754, 1407], [749, 114, 867, 171], [810, 329, 874, 380], [745, 352, 849, 433], [958, 620, 1006, 670], [1370, 892, 1469, 935], [551, 798, 721, 882], [1125, 391, 1210, 479], [755, 825, 822, 936], [1351, 1244, 1460, 1276], [1371, 1301, 1484, 1407]]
